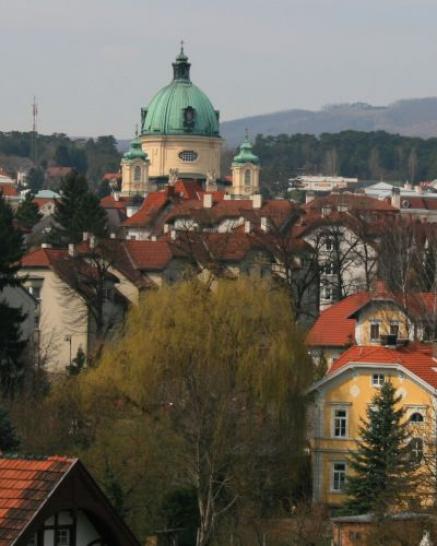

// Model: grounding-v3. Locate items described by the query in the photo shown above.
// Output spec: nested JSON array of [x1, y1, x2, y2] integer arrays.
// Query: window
[[26, 535, 37, 546], [323, 286, 333, 301], [370, 322, 380, 341], [372, 373, 385, 387], [323, 261, 335, 275], [410, 438, 424, 463], [56, 528, 72, 546], [134, 165, 141, 181], [390, 321, 399, 337], [324, 237, 333, 251], [179, 150, 198, 162], [244, 169, 251, 186], [333, 408, 347, 438], [410, 412, 424, 424], [332, 462, 346, 492]]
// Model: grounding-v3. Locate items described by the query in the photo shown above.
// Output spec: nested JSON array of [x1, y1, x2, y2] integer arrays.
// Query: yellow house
[[308, 343, 437, 506]]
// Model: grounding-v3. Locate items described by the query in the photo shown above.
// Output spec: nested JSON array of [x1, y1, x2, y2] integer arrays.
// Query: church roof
[[123, 137, 148, 161], [141, 48, 220, 138], [232, 136, 260, 165]]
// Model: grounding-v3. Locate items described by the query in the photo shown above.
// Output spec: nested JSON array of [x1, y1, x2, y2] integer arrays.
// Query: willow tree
[[81, 278, 314, 546]]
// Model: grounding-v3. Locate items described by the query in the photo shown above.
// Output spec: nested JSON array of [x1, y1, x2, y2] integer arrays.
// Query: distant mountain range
[[220, 97, 437, 147], [116, 98, 437, 152]]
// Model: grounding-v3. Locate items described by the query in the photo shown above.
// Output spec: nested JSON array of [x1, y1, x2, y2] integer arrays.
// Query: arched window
[[410, 437, 424, 463], [134, 166, 141, 182], [244, 169, 251, 186], [410, 412, 424, 423], [179, 150, 198, 162]]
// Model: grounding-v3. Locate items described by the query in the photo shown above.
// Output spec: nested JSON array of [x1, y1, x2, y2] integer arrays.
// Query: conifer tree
[[0, 406, 20, 452], [0, 193, 24, 289], [50, 171, 108, 245], [345, 381, 416, 515], [15, 193, 42, 230]]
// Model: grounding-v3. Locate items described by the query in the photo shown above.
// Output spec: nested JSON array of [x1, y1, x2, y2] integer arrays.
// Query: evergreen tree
[[26, 167, 44, 194], [345, 381, 416, 515], [50, 171, 108, 245], [0, 302, 26, 397], [15, 193, 42, 230], [0, 193, 24, 289], [0, 406, 20, 451]]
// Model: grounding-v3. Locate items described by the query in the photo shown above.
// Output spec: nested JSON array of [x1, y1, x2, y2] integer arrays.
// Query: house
[[33, 190, 60, 217], [0, 455, 139, 545], [307, 283, 437, 368], [19, 242, 132, 373], [296, 193, 397, 310], [308, 343, 437, 507]]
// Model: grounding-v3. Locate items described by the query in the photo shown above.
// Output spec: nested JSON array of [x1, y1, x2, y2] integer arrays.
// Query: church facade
[[120, 46, 260, 198]]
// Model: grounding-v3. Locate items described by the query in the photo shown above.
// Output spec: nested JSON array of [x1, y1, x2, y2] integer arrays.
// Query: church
[[120, 45, 260, 198]]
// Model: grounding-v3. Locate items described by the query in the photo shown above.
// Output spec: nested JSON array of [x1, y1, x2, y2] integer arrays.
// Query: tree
[[26, 167, 45, 194], [66, 346, 86, 376], [15, 193, 42, 230], [0, 302, 26, 397], [0, 193, 24, 289], [81, 279, 314, 545], [345, 381, 416, 515], [50, 171, 108, 245], [0, 406, 20, 451]]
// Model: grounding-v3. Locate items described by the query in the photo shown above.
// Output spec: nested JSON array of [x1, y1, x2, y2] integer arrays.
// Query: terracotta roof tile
[[21, 248, 67, 268], [329, 343, 437, 389], [0, 185, 18, 198], [0, 456, 74, 545]]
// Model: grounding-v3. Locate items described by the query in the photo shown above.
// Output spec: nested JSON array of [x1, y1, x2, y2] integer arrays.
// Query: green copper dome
[[141, 47, 220, 138], [233, 135, 260, 165], [123, 137, 148, 161]]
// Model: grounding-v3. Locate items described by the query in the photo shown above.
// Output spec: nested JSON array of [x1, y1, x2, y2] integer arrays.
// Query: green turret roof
[[141, 47, 220, 138], [123, 137, 148, 161], [232, 136, 260, 165]]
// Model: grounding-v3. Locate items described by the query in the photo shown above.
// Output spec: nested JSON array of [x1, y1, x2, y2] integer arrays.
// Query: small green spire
[[123, 136, 148, 161], [232, 134, 260, 165]]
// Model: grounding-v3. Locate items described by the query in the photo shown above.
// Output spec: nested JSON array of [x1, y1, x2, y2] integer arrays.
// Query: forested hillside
[[251, 131, 437, 196], [0, 131, 120, 186]]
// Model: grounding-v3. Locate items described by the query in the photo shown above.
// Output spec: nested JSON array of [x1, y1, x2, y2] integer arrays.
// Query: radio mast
[[31, 96, 38, 165]]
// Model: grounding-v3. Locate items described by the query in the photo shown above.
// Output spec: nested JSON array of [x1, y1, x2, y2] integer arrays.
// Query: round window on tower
[[179, 150, 198, 162]]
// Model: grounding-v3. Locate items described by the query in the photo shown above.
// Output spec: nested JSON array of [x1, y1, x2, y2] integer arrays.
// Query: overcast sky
[[1, 0, 436, 137]]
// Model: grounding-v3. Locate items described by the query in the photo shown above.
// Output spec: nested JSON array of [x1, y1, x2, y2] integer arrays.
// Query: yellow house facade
[[308, 343, 437, 507]]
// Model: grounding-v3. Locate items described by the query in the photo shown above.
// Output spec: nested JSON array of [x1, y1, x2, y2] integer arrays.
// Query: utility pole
[[31, 96, 38, 165]]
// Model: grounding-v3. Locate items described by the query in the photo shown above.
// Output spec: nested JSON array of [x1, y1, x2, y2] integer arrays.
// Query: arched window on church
[[134, 166, 141, 182], [244, 169, 251, 187]]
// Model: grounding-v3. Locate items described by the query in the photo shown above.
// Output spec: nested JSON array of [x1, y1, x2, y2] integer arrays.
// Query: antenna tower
[[31, 96, 38, 165]]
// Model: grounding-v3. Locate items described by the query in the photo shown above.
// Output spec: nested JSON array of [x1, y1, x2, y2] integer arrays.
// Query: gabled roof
[[0, 455, 140, 546], [21, 247, 67, 268], [100, 194, 129, 210], [327, 343, 437, 391], [123, 191, 170, 227], [303, 193, 397, 214]]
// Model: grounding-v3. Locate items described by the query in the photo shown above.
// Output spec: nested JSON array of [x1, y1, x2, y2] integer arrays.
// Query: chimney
[[252, 194, 262, 209], [110, 232, 116, 239], [224, 194, 232, 200], [41, 243, 52, 249], [244, 220, 251, 233], [391, 187, 400, 209], [170, 229, 177, 240], [113, 191, 120, 202], [305, 191, 315, 204], [404, 182, 413, 191], [260, 217, 269, 232], [415, 185, 423, 194], [203, 193, 213, 208], [151, 235, 157, 241], [163, 223, 170, 234], [68, 243, 76, 257], [89, 235, 96, 249], [82, 232, 89, 241]]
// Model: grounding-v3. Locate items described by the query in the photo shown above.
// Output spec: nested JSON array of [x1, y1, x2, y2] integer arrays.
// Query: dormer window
[[370, 322, 380, 341], [183, 106, 196, 130]]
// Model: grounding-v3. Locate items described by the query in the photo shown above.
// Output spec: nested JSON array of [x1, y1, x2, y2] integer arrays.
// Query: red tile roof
[[304, 193, 397, 214], [328, 344, 437, 389], [46, 166, 73, 178], [100, 195, 129, 210], [0, 184, 18, 198], [0, 456, 74, 545], [122, 240, 174, 270], [21, 248, 67, 268], [123, 192, 170, 227], [306, 292, 371, 347]]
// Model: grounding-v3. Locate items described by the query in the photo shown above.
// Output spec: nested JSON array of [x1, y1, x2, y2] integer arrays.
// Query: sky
[[1, 0, 437, 138]]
